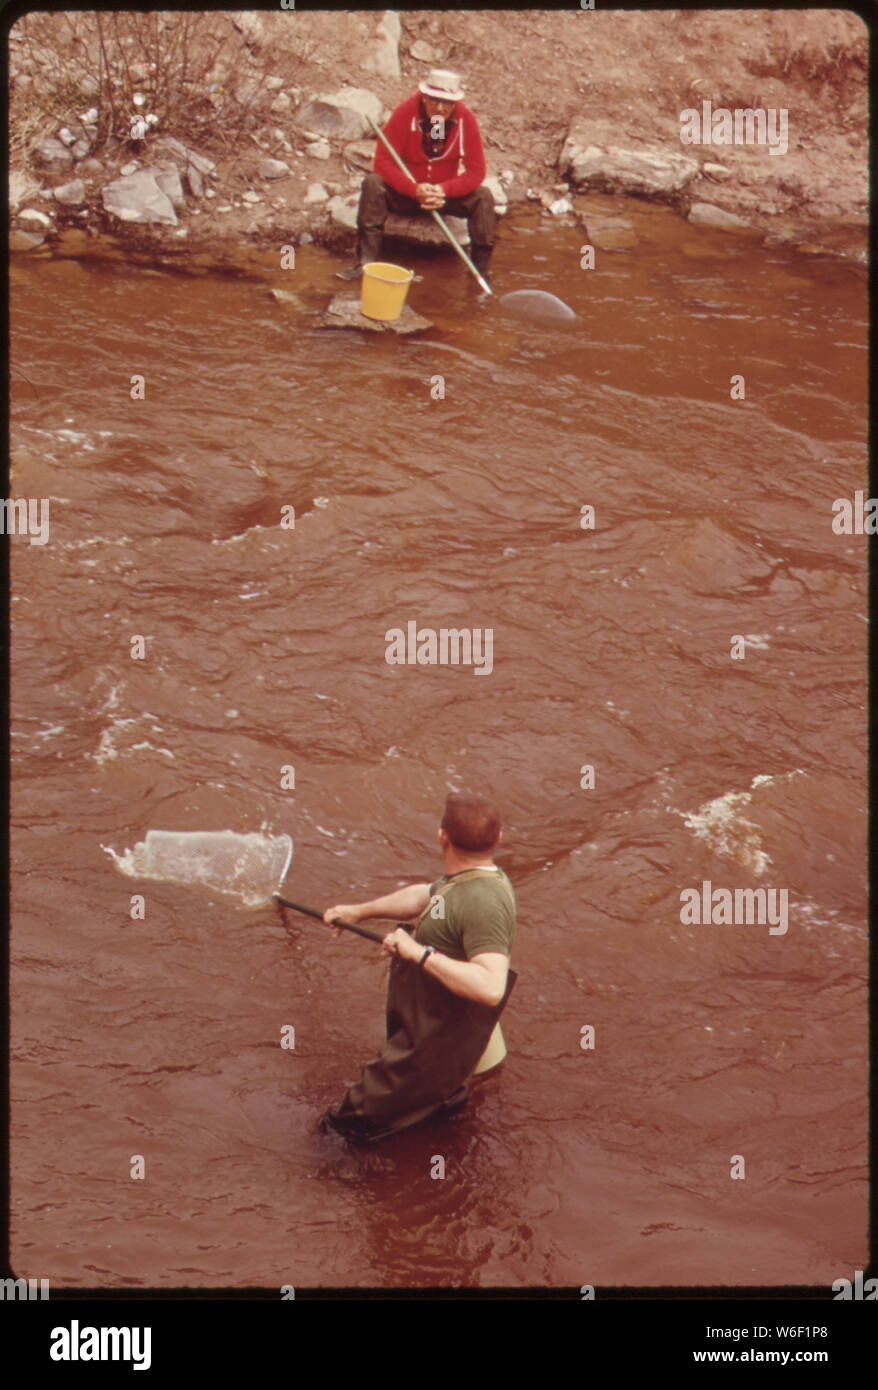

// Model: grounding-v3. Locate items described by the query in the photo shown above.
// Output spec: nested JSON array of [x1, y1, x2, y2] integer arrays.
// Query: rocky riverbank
[[9, 9, 868, 274]]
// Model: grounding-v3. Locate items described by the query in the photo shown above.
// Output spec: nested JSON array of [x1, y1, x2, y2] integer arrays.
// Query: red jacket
[[374, 93, 487, 200]]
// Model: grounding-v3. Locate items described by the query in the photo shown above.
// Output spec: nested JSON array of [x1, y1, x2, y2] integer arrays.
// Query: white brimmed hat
[[418, 69, 465, 102]]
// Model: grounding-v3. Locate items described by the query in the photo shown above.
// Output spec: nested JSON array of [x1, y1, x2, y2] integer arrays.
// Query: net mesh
[[103, 830, 293, 907]]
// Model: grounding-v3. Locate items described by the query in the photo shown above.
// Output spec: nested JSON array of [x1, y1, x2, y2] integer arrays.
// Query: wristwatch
[[419, 945, 437, 969]]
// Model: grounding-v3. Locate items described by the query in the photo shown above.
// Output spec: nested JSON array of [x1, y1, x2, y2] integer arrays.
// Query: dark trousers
[[357, 172, 496, 250]]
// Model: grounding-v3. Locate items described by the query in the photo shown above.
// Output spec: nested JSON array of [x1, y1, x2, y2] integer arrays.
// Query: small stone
[[305, 182, 329, 204], [53, 179, 87, 206], [549, 197, 574, 216], [299, 231, 314, 245], [242, 190, 261, 203], [269, 93, 292, 115], [10, 229, 45, 250], [688, 202, 752, 229], [306, 139, 331, 160], [57, 127, 76, 147], [327, 193, 359, 230], [269, 288, 303, 306], [120, 161, 139, 176], [259, 157, 292, 179], [410, 40, 439, 62], [703, 162, 731, 179], [71, 139, 90, 160], [265, 76, 284, 91], [484, 176, 508, 212], [79, 158, 104, 177], [17, 208, 53, 228], [35, 137, 73, 173]]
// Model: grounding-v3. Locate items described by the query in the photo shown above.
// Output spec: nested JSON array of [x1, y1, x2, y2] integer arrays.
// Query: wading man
[[337, 69, 497, 284], [319, 792, 515, 1141]]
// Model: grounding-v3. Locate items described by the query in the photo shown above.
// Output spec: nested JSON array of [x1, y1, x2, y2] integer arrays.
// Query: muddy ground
[[8, 9, 870, 269]]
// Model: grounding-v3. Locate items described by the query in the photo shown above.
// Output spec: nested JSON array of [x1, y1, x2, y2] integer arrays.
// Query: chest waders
[[321, 869, 516, 1142]]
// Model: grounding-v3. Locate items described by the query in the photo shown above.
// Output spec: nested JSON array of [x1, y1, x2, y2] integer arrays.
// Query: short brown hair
[[441, 793, 502, 852]]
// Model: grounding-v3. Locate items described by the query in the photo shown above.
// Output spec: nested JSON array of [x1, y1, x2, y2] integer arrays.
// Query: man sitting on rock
[[337, 69, 496, 283]]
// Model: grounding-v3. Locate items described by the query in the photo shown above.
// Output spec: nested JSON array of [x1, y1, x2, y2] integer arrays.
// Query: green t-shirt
[[414, 867, 516, 962]]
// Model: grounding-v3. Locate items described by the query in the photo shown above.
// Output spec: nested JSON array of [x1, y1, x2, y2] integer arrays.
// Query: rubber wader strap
[[418, 867, 515, 929]]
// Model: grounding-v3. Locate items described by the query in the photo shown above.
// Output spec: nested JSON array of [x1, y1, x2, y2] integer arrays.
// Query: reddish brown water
[[9, 203, 868, 1288]]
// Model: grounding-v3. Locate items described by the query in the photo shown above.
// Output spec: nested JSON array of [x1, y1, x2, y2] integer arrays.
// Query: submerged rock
[[578, 211, 638, 250]]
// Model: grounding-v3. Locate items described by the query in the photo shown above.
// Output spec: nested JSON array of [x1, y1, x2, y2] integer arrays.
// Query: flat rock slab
[[322, 293, 433, 334], [578, 212, 638, 250], [385, 211, 470, 247]]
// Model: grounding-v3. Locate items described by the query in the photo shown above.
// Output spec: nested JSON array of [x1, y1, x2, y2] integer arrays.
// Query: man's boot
[[336, 227, 384, 281], [470, 242, 494, 284]]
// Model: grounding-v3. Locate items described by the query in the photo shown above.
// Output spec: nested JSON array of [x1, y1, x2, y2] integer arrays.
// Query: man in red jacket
[[337, 69, 496, 284]]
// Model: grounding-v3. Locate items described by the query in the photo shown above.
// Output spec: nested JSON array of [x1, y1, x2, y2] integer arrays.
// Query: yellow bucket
[[473, 1021, 507, 1075], [360, 261, 414, 321]]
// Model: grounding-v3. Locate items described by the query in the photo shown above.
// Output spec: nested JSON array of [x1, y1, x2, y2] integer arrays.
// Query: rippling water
[[9, 200, 868, 1287]]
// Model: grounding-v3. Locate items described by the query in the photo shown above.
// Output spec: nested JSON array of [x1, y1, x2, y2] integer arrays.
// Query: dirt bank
[[8, 8, 869, 272]]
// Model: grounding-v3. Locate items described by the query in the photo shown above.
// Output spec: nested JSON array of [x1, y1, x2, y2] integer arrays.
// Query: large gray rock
[[560, 132, 699, 195], [9, 170, 42, 210], [154, 135, 216, 178], [53, 179, 87, 207], [35, 137, 73, 173], [327, 187, 470, 247], [688, 202, 752, 229], [102, 168, 178, 225], [364, 11, 401, 79], [385, 211, 470, 247], [155, 163, 185, 212], [296, 88, 382, 141]]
